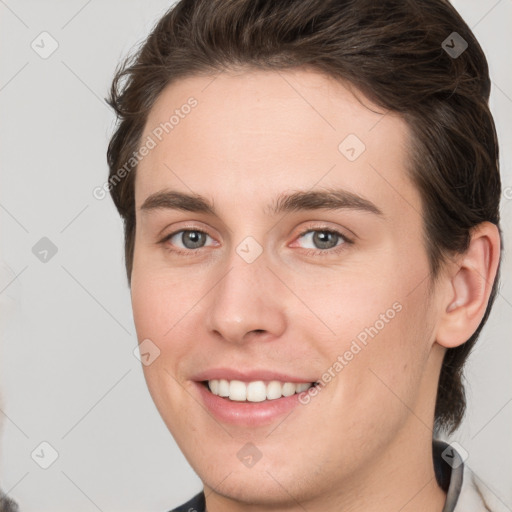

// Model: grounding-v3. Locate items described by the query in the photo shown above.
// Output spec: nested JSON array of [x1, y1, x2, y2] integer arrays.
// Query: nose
[[204, 251, 287, 345]]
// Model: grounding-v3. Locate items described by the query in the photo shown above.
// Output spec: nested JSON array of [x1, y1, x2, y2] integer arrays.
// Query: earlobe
[[436, 222, 501, 349]]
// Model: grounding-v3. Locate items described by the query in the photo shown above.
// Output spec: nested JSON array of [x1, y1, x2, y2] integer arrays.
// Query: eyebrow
[[140, 188, 384, 217]]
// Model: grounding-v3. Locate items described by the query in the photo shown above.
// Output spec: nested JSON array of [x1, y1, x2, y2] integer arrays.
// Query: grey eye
[[170, 230, 211, 250], [298, 230, 344, 250]]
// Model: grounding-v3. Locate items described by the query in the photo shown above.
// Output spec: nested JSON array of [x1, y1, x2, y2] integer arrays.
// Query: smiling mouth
[[202, 379, 318, 402]]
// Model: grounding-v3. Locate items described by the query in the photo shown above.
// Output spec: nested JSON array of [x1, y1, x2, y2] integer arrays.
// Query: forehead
[[135, 68, 420, 220]]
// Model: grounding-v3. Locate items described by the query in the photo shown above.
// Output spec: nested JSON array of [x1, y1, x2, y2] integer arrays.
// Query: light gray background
[[0, 1, 511, 511]]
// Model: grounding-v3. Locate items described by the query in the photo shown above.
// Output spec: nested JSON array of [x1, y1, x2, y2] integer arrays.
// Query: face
[[131, 69, 446, 506]]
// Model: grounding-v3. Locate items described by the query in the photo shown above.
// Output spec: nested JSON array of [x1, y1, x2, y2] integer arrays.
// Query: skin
[[130, 68, 500, 511]]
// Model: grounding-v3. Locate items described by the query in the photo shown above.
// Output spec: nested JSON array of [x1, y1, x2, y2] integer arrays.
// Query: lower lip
[[194, 381, 307, 427]]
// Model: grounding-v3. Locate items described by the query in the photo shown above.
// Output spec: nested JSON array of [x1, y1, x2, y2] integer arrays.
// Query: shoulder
[[454, 464, 510, 512], [0, 489, 19, 512], [433, 439, 510, 512], [167, 491, 205, 512]]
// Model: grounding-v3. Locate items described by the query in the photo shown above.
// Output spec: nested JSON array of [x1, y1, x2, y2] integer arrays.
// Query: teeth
[[207, 379, 314, 402], [218, 379, 230, 397], [296, 382, 312, 393], [281, 382, 296, 397], [266, 380, 283, 400], [247, 381, 267, 402], [209, 379, 219, 395], [229, 380, 247, 401]]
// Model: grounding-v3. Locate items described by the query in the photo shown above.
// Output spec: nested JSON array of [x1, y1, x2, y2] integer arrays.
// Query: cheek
[[291, 270, 404, 359], [130, 260, 198, 340], [306, 258, 434, 407], [130, 271, 198, 434], [130, 265, 209, 389], [338, 280, 435, 425]]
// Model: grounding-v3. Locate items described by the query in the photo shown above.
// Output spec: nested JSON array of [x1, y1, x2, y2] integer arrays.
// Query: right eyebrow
[[140, 190, 216, 215]]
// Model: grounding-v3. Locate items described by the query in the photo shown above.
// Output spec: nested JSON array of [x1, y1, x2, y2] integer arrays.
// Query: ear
[[436, 221, 501, 349]]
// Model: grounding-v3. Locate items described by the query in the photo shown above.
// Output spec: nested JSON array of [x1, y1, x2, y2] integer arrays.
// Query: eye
[[160, 226, 351, 256], [162, 229, 216, 252], [294, 228, 350, 254]]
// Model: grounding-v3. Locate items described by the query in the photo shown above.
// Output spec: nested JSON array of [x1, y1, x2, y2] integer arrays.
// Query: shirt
[[169, 440, 510, 511]]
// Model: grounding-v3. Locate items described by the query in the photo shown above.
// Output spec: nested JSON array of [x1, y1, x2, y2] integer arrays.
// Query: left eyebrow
[[140, 188, 384, 217], [267, 188, 383, 217]]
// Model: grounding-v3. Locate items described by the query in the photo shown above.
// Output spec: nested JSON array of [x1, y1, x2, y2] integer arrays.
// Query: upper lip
[[191, 368, 317, 383]]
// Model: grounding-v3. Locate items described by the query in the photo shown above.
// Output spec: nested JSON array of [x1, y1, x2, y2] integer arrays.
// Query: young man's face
[[131, 69, 447, 507]]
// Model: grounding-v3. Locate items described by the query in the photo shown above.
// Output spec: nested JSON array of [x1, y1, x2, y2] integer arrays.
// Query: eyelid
[[293, 222, 354, 244], [290, 226, 352, 256], [159, 227, 215, 246], [158, 220, 217, 242]]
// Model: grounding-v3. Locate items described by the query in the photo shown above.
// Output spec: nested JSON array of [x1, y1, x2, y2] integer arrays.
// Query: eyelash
[[295, 227, 352, 256], [159, 226, 353, 257]]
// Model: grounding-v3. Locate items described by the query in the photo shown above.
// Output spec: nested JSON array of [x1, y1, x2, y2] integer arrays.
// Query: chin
[[202, 470, 311, 507]]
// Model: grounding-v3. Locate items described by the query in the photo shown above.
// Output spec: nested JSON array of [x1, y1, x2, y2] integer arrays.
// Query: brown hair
[[106, 0, 502, 435]]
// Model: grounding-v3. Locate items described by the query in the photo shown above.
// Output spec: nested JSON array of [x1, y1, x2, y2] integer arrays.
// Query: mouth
[[201, 379, 318, 402], [191, 369, 321, 426]]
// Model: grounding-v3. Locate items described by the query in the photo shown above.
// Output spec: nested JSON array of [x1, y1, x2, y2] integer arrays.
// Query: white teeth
[[209, 379, 219, 395], [281, 382, 296, 397], [229, 380, 247, 401], [207, 379, 314, 402], [218, 379, 230, 397], [266, 380, 283, 400], [247, 381, 267, 402], [296, 382, 312, 393]]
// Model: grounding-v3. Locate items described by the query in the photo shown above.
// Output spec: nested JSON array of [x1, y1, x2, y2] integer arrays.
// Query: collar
[[433, 439, 464, 512]]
